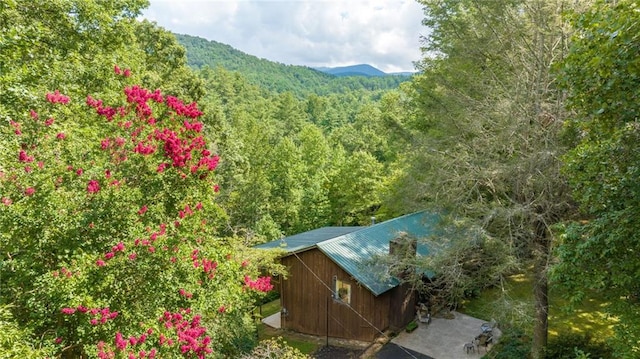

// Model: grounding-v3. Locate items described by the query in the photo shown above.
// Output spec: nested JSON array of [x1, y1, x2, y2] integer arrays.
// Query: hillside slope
[[175, 34, 410, 96]]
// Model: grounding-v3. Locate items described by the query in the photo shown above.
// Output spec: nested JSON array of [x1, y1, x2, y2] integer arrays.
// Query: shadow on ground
[[375, 343, 434, 359], [311, 345, 363, 359]]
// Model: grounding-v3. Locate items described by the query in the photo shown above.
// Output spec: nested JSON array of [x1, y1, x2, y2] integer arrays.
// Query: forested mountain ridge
[[176, 33, 411, 97], [316, 64, 389, 77]]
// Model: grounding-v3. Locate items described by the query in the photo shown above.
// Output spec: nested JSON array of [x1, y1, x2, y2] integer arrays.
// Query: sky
[[141, 0, 427, 73]]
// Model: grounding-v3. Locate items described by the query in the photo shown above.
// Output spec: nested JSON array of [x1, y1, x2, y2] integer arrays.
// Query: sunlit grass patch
[[460, 272, 617, 340], [255, 298, 321, 355]]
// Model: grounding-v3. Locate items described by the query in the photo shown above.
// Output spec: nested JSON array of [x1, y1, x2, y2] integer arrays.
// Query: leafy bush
[[483, 328, 531, 359], [240, 337, 308, 359], [405, 320, 418, 333], [543, 333, 613, 359], [0, 305, 54, 359], [0, 72, 280, 358]]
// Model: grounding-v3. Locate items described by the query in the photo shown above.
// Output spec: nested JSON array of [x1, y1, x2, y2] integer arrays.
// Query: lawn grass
[[255, 298, 321, 355], [460, 272, 617, 340], [259, 298, 281, 318]]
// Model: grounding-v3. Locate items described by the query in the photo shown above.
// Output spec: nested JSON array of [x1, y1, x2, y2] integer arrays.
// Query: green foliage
[[240, 338, 308, 359], [543, 333, 613, 359], [419, 230, 518, 311], [555, 1, 640, 357], [405, 321, 418, 333], [197, 66, 395, 239], [0, 0, 204, 125], [0, 76, 281, 357], [483, 328, 531, 359], [0, 305, 55, 359], [406, 1, 581, 356]]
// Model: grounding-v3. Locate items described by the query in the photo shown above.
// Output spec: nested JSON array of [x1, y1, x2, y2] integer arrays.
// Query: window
[[333, 276, 351, 305]]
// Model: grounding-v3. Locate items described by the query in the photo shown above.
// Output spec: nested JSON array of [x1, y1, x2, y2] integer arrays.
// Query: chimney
[[389, 232, 417, 279], [389, 232, 417, 257]]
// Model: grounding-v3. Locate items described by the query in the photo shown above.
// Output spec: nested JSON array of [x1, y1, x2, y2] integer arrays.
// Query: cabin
[[254, 211, 439, 342]]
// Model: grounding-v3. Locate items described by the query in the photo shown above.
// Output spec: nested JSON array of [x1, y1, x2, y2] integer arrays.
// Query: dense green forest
[[2, 0, 640, 358], [176, 34, 411, 97]]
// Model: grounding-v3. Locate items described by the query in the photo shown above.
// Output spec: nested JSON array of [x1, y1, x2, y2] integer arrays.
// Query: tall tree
[[554, 0, 640, 356], [406, 1, 577, 356]]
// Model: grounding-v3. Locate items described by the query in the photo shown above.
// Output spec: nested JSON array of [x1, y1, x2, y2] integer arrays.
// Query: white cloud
[[141, 0, 426, 73]]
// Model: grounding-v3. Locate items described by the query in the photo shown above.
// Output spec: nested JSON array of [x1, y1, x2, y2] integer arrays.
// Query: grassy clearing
[[460, 272, 617, 339], [255, 298, 321, 355]]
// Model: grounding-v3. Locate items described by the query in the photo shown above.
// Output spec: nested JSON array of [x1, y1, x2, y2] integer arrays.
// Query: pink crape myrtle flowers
[[244, 276, 274, 292], [46, 90, 70, 104], [87, 180, 100, 193]]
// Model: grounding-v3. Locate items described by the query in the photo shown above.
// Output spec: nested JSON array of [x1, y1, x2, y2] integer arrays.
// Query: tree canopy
[[403, 1, 577, 357], [554, 0, 640, 356]]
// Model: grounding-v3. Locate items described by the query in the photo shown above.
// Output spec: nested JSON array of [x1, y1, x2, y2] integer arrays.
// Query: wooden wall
[[388, 282, 417, 331], [279, 249, 391, 342]]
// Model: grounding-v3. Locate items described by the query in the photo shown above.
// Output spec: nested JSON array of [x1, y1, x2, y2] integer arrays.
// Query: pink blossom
[[104, 252, 115, 260], [96, 259, 106, 267], [244, 276, 274, 292], [2, 197, 12, 206], [45, 117, 54, 126], [90, 318, 99, 325], [61, 307, 76, 315], [18, 150, 34, 163], [24, 187, 35, 196], [123, 69, 131, 77], [138, 205, 148, 215], [112, 242, 125, 252], [114, 65, 122, 75], [218, 305, 226, 313], [115, 332, 127, 351], [87, 180, 100, 193], [54, 337, 63, 344], [128, 253, 137, 260], [76, 168, 83, 176], [30, 109, 38, 119], [56, 132, 66, 140], [46, 90, 70, 104]]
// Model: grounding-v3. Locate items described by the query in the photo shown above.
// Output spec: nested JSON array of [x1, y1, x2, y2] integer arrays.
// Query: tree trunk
[[532, 250, 549, 359]]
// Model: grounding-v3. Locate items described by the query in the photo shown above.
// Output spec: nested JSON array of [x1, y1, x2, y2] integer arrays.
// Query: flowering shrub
[[0, 68, 279, 358]]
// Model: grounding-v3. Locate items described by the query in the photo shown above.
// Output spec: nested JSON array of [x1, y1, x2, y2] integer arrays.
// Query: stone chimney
[[389, 232, 417, 279]]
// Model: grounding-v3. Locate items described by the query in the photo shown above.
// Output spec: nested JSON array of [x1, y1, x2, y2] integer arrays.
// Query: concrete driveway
[[389, 311, 501, 359]]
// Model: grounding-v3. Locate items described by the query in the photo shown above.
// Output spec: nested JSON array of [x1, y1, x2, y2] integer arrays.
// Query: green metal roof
[[253, 227, 363, 253], [255, 211, 441, 296], [317, 211, 440, 296]]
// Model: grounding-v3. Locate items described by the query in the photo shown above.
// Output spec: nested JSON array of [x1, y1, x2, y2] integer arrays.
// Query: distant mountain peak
[[315, 64, 387, 77]]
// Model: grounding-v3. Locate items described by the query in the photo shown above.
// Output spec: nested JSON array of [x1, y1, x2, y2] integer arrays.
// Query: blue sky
[[141, 0, 426, 73]]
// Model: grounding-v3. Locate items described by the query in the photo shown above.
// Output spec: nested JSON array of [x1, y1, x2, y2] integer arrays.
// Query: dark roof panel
[[253, 226, 363, 253]]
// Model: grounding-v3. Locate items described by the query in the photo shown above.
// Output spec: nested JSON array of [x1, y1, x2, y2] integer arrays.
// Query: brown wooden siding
[[388, 282, 417, 331], [279, 249, 391, 341]]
